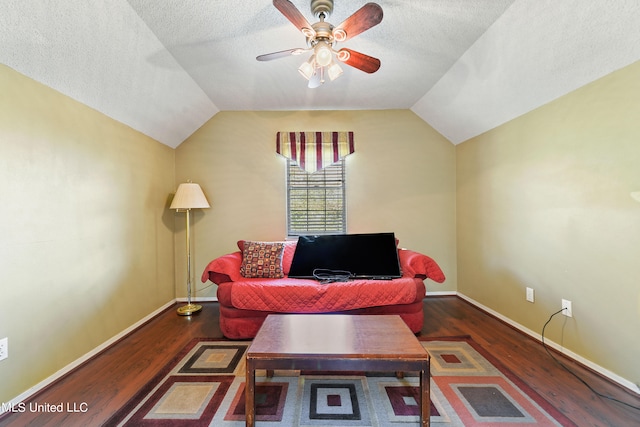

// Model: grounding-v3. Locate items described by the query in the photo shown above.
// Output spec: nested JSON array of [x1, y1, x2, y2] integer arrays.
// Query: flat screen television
[[288, 232, 401, 279]]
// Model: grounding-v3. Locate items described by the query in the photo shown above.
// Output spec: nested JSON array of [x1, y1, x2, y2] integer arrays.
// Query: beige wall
[[0, 65, 176, 403], [175, 110, 457, 299], [457, 61, 640, 385]]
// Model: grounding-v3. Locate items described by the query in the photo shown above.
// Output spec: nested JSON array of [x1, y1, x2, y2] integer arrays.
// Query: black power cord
[[312, 268, 353, 283], [541, 308, 640, 412]]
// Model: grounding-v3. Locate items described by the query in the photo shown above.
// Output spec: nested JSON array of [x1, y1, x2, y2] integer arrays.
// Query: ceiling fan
[[257, 0, 383, 88]]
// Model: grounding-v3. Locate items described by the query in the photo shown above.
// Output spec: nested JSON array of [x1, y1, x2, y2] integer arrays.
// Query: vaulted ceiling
[[2, 0, 639, 148]]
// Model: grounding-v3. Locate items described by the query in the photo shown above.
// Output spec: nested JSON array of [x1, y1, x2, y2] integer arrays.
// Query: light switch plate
[[526, 287, 534, 303]]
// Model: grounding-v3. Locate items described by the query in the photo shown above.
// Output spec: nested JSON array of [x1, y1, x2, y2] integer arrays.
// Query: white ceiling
[[1, 0, 639, 148]]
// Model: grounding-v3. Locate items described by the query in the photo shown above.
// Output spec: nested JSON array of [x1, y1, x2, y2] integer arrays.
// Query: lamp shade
[[327, 62, 343, 81], [314, 42, 332, 67], [298, 56, 315, 80], [170, 182, 210, 209]]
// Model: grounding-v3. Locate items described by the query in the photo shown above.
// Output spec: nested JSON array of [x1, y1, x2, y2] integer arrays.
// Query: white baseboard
[[3, 300, 177, 415], [455, 292, 640, 395], [425, 291, 457, 297]]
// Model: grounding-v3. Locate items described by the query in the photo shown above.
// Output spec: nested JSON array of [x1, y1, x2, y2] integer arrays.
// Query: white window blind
[[287, 159, 346, 236]]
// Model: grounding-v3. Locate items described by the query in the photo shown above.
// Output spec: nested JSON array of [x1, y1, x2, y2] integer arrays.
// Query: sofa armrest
[[398, 249, 446, 283], [201, 251, 243, 284]]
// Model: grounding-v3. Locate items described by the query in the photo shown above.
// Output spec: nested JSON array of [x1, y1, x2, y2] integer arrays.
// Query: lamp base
[[177, 303, 202, 316]]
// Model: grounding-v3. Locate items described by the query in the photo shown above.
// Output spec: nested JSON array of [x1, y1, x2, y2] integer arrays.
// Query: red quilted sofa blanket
[[201, 242, 445, 314]]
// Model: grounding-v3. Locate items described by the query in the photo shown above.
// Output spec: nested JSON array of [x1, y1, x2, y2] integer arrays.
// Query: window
[[286, 159, 346, 236]]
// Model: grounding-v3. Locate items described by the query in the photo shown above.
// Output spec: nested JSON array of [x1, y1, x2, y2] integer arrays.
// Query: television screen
[[288, 232, 401, 279]]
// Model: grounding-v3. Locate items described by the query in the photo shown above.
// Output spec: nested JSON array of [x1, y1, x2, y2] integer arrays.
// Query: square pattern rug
[[105, 336, 576, 426]]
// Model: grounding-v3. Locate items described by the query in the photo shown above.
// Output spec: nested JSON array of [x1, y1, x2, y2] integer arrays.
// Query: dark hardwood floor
[[1, 296, 638, 426]]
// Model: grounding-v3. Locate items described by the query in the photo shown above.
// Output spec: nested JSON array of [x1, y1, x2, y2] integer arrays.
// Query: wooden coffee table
[[245, 314, 430, 426]]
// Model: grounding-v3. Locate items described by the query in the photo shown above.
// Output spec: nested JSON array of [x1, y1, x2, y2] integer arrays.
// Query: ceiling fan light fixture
[[298, 55, 316, 80], [314, 42, 333, 67], [327, 62, 343, 81]]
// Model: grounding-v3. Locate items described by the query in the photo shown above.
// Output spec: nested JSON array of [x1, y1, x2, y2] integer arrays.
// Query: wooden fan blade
[[273, 0, 315, 36], [257, 48, 307, 61], [337, 48, 381, 74], [334, 3, 383, 41]]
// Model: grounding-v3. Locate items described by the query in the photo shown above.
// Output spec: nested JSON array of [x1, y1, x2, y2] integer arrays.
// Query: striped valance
[[276, 131, 355, 173]]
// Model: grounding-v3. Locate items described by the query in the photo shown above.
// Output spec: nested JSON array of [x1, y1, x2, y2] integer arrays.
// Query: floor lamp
[[170, 181, 210, 316]]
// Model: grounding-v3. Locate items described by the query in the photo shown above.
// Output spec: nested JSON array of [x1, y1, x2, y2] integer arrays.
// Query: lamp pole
[[177, 207, 202, 315]]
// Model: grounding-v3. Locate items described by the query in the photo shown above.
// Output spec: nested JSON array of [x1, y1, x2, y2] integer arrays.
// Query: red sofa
[[201, 240, 446, 339]]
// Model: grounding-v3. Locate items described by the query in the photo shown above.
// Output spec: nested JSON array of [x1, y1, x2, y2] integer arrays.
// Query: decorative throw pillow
[[240, 241, 285, 278], [238, 239, 297, 275]]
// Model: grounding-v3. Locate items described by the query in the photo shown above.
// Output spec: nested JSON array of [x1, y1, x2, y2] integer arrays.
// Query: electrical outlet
[[561, 299, 573, 317], [0, 337, 7, 361], [526, 287, 535, 303]]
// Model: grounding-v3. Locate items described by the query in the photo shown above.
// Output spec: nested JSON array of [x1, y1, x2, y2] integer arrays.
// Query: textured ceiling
[[1, 0, 639, 148]]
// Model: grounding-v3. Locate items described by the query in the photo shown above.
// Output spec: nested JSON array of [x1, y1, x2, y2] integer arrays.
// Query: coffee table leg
[[245, 358, 255, 427], [421, 359, 430, 427]]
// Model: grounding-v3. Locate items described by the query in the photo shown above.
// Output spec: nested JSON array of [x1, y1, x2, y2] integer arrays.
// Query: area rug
[[104, 336, 576, 426]]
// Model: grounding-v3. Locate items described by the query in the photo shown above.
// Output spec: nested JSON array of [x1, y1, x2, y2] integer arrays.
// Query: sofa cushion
[[239, 241, 285, 278], [227, 277, 420, 312], [217, 301, 425, 338]]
